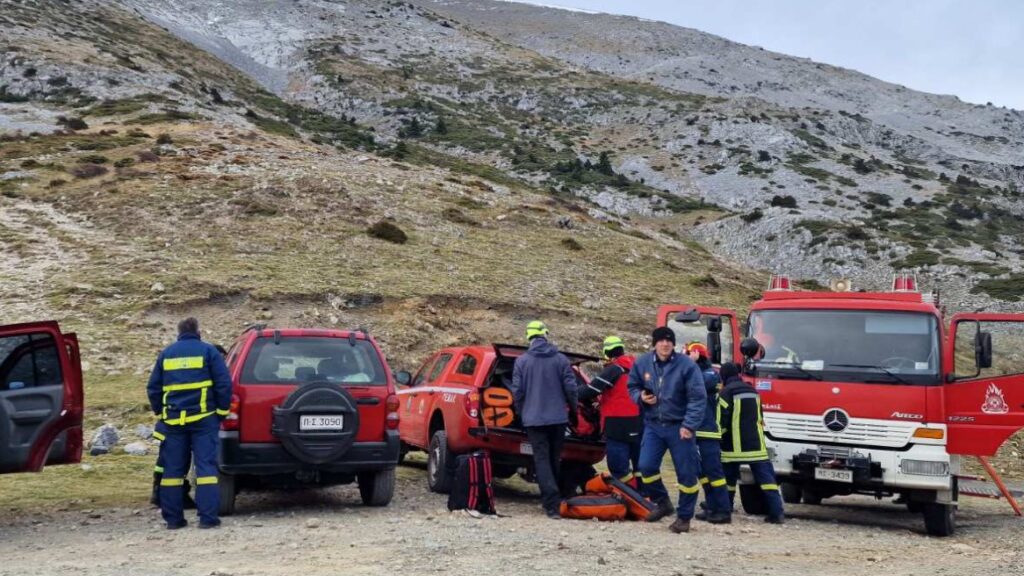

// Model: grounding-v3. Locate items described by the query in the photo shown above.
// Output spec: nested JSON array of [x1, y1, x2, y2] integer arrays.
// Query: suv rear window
[[240, 337, 386, 386]]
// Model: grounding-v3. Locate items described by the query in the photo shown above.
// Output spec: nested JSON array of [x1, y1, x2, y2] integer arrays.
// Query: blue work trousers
[[723, 459, 785, 519], [160, 416, 220, 527], [696, 438, 731, 515], [604, 437, 641, 484], [638, 422, 700, 519]]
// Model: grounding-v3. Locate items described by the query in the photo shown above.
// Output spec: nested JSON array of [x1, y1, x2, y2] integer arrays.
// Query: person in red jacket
[[579, 336, 642, 487]]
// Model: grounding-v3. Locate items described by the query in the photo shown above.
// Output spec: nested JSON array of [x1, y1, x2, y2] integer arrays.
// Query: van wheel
[[922, 502, 955, 536], [218, 473, 236, 516], [427, 430, 454, 494], [358, 468, 395, 507], [739, 483, 768, 515], [780, 482, 803, 504], [802, 487, 824, 505]]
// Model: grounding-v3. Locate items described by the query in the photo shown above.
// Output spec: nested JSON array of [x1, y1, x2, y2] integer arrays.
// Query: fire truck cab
[[659, 275, 1024, 536]]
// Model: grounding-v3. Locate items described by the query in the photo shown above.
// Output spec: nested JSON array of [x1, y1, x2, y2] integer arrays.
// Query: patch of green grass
[[125, 109, 200, 125], [0, 454, 152, 513]]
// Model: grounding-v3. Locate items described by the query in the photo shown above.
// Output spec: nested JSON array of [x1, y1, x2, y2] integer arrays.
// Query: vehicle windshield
[[747, 309, 940, 385], [240, 336, 386, 386]]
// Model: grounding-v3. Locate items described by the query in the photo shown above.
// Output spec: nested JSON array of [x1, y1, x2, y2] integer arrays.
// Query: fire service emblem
[[981, 383, 1009, 415]]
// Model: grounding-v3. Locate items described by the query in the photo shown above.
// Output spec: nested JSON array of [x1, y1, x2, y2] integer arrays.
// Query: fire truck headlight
[[900, 459, 949, 477]]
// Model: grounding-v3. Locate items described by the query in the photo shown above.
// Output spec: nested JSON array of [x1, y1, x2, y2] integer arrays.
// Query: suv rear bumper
[[467, 426, 605, 465], [218, 429, 400, 475]]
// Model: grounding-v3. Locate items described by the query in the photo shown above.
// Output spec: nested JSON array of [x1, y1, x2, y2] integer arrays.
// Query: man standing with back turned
[[628, 327, 707, 533], [511, 320, 578, 519], [147, 317, 232, 529]]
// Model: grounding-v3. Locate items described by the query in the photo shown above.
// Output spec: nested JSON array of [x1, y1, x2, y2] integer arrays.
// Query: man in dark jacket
[[579, 336, 642, 487], [147, 317, 232, 529], [510, 320, 578, 519], [718, 362, 784, 523], [628, 327, 707, 533], [686, 341, 731, 524]]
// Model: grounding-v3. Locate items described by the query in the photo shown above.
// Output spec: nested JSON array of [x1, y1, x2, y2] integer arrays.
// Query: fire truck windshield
[[747, 309, 940, 385]]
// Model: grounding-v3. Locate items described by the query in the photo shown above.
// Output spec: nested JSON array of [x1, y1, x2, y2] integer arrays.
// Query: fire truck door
[[656, 305, 741, 366]]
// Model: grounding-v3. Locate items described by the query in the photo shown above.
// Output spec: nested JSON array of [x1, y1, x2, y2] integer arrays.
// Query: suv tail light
[[221, 394, 241, 431], [385, 394, 400, 430], [464, 391, 480, 420]]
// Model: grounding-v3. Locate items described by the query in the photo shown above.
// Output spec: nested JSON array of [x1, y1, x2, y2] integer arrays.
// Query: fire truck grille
[[764, 413, 917, 447]]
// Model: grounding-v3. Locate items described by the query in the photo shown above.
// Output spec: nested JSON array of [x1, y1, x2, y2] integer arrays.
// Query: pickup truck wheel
[[780, 482, 802, 504], [218, 473, 236, 517], [922, 502, 955, 536], [739, 483, 768, 515], [427, 430, 454, 494], [358, 468, 395, 507]]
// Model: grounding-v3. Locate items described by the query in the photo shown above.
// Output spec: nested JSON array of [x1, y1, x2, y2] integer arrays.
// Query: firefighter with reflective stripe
[[627, 327, 707, 534], [146, 317, 232, 529], [717, 362, 784, 523], [578, 336, 642, 487], [685, 341, 731, 524]]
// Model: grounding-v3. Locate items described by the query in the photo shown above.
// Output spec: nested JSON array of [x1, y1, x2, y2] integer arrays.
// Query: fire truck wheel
[[780, 482, 803, 504], [922, 502, 955, 537], [801, 487, 824, 505], [739, 483, 768, 515]]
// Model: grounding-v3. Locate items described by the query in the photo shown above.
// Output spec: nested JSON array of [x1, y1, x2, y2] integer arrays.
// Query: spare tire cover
[[271, 381, 360, 465]]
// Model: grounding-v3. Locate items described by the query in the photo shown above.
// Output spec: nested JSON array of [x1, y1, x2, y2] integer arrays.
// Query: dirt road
[[1, 458, 1021, 576]]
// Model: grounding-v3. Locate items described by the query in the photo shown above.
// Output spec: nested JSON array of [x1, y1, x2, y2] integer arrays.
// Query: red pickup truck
[[397, 344, 605, 494]]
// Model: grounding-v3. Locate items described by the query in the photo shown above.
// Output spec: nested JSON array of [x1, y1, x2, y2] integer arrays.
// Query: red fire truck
[[659, 274, 1024, 536]]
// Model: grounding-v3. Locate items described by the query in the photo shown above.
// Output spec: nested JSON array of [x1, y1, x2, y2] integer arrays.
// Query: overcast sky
[[509, 0, 1024, 110]]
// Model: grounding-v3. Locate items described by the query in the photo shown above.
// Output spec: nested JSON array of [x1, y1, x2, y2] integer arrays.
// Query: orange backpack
[[559, 494, 628, 521], [482, 387, 514, 407], [605, 473, 657, 521], [481, 406, 514, 427]]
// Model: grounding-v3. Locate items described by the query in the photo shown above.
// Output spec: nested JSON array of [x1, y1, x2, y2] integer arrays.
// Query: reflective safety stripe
[[162, 379, 213, 392], [696, 431, 722, 439], [200, 387, 208, 413], [721, 450, 769, 463], [761, 484, 779, 491], [196, 476, 218, 485], [163, 356, 204, 371], [160, 478, 184, 487], [727, 485, 737, 492], [710, 478, 727, 488], [679, 483, 701, 494], [699, 477, 710, 485], [619, 473, 635, 483], [215, 408, 230, 417], [642, 473, 662, 484], [154, 465, 164, 474], [152, 431, 166, 442], [163, 410, 215, 425]]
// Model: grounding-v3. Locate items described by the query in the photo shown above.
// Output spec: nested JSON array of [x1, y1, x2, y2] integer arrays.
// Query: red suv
[[218, 326, 402, 513], [0, 321, 83, 474]]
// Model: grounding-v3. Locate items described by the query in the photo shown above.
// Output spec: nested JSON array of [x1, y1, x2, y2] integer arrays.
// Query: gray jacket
[[510, 338, 578, 427]]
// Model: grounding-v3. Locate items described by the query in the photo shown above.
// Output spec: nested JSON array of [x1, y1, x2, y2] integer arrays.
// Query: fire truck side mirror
[[706, 316, 722, 333], [740, 337, 761, 359], [975, 331, 993, 370], [707, 332, 722, 365]]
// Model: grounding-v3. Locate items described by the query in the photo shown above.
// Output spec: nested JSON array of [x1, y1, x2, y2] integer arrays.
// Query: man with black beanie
[[627, 327, 707, 533]]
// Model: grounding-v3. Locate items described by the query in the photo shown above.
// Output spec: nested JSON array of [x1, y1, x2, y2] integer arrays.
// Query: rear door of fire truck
[[944, 313, 1024, 456], [656, 305, 742, 365]]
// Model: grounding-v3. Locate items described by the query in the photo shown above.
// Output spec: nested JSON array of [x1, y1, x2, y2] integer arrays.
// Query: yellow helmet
[[602, 335, 625, 358], [525, 320, 549, 341]]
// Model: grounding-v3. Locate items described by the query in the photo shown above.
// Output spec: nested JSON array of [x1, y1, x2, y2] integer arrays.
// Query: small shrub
[[846, 227, 869, 240], [20, 159, 39, 168], [560, 237, 583, 251], [442, 207, 479, 227], [114, 157, 135, 168], [367, 220, 408, 244], [69, 164, 108, 179], [690, 274, 719, 288], [135, 150, 160, 163], [48, 179, 67, 188], [740, 209, 764, 223], [770, 195, 798, 208], [155, 133, 173, 145], [63, 117, 89, 131], [77, 154, 108, 164], [757, 150, 771, 162]]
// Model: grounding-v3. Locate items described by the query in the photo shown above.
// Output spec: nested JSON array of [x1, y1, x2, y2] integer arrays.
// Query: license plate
[[814, 467, 853, 483], [300, 415, 344, 431], [520, 442, 533, 455]]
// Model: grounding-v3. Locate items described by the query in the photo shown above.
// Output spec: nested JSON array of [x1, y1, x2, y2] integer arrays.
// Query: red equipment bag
[[447, 451, 496, 515], [605, 473, 657, 521], [559, 494, 628, 521]]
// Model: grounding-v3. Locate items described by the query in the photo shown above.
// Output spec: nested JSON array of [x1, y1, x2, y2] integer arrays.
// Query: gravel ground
[[1, 456, 1021, 576]]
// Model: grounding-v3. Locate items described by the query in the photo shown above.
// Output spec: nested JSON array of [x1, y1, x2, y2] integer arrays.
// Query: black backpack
[[447, 451, 496, 515]]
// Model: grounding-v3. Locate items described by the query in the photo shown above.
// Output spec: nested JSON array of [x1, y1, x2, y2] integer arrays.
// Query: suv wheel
[[358, 468, 395, 506], [427, 430, 454, 494], [219, 473, 237, 516]]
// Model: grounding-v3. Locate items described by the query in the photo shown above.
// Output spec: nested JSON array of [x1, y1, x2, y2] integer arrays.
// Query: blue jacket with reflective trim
[[696, 363, 722, 438], [627, 351, 706, 432], [147, 332, 232, 425]]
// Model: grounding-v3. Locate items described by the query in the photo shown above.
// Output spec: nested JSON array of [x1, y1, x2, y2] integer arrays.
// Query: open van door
[[0, 321, 84, 473], [656, 305, 742, 366], [944, 313, 1024, 456]]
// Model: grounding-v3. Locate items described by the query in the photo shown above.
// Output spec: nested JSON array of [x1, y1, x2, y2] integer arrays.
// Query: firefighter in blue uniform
[[685, 341, 732, 524], [718, 361, 785, 523], [627, 327, 706, 534], [147, 317, 232, 529]]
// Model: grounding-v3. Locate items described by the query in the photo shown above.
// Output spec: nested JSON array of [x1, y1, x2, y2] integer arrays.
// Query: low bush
[[69, 164, 108, 179], [367, 220, 408, 244]]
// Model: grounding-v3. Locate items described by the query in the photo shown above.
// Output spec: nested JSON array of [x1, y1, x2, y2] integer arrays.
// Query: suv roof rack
[[243, 323, 267, 333]]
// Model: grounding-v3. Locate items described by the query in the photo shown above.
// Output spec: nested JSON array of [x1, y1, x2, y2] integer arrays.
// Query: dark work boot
[[645, 498, 675, 523], [706, 512, 732, 524], [765, 514, 785, 525], [150, 473, 161, 507], [669, 517, 691, 533]]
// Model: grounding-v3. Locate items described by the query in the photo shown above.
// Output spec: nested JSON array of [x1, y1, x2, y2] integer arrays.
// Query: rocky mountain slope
[[107, 0, 1024, 306]]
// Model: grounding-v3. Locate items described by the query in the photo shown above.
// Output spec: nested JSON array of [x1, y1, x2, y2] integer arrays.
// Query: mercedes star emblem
[[823, 409, 850, 432]]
